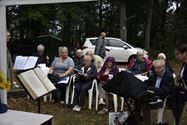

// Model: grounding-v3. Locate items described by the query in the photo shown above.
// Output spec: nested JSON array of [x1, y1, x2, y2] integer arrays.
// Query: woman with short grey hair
[[48, 46, 74, 104]]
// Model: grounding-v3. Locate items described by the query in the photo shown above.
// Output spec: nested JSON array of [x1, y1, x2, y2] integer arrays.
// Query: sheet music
[[24, 56, 38, 70], [135, 74, 148, 82], [37, 63, 46, 68], [13, 56, 38, 70], [57, 77, 70, 84], [37, 63, 49, 75], [13, 56, 28, 70]]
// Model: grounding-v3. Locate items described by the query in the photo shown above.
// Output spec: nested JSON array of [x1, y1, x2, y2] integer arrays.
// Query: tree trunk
[[145, 0, 154, 49], [120, 0, 127, 41], [99, 0, 103, 31]]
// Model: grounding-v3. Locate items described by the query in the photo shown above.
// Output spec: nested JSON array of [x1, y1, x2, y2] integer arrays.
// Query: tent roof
[[0, 0, 96, 6]]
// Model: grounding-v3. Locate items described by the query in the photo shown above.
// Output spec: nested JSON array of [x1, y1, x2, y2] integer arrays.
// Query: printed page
[[37, 63, 46, 68], [18, 69, 48, 99], [23, 56, 38, 70], [34, 68, 56, 92], [134, 74, 148, 82], [13, 56, 28, 70], [57, 77, 70, 84]]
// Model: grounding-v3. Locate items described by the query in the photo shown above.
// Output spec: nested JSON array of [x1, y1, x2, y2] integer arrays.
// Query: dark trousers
[[134, 101, 164, 125], [52, 84, 67, 102], [73, 81, 92, 107], [168, 89, 187, 125]]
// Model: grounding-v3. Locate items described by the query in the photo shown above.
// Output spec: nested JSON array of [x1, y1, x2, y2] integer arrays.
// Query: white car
[[82, 37, 148, 63]]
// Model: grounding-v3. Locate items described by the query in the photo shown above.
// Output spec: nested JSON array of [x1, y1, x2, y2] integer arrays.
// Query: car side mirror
[[123, 45, 128, 49]]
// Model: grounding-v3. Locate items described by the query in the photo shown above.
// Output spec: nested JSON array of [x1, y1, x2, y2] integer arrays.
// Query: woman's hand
[[57, 73, 65, 78]]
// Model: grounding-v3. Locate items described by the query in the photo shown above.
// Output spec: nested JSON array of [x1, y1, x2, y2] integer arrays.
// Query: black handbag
[[48, 73, 61, 85]]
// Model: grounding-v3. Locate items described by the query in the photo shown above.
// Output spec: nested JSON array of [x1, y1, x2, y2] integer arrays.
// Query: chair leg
[[27, 95, 30, 99], [65, 85, 70, 104], [157, 96, 168, 123], [43, 94, 52, 102], [95, 85, 99, 111], [88, 89, 93, 109], [43, 95, 47, 102], [157, 108, 164, 123], [120, 97, 124, 111], [70, 86, 75, 104], [112, 94, 118, 112], [49, 93, 52, 102]]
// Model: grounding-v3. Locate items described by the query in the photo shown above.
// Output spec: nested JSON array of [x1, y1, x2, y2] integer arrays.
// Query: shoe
[[60, 101, 65, 104], [73, 105, 78, 111], [73, 105, 81, 112], [99, 98, 105, 105], [75, 106, 81, 112], [51, 100, 56, 103], [98, 108, 108, 115]]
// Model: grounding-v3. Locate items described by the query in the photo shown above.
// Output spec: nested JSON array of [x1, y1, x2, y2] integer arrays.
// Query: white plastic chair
[[108, 68, 126, 112], [65, 75, 76, 104], [156, 96, 169, 123], [71, 79, 99, 110], [43, 74, 75, 103], [43, 93, 52, 102], [110, 93, 125, 112]]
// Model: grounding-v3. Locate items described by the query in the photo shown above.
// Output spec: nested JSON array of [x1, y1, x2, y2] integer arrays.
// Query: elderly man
[[139, 59, 174, 125], [73, 49, 84, 70], [128, 51, 149, 76], [33, 44, 49, 67], [86, 50, 104, 72]]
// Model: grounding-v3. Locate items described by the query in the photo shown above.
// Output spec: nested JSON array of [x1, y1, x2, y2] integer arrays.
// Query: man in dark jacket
[[140, 59, 174, 125], [94, 32, 107, 59], [32, 44, 50, 67], [73, 49, 84, 70]]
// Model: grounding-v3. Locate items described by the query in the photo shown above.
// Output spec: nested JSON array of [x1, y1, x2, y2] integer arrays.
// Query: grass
[[6, 62, 187, 125], [8, 97, 108, 125], [7, 94, 187, 125]]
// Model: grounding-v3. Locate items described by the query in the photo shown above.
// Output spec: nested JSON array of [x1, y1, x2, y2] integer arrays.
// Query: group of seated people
[[33, 44, 184, 125]]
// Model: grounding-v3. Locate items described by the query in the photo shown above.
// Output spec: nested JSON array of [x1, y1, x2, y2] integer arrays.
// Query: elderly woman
[[97, 57, 119, 114], [72, 55, 97, 112], [48, 46, 74, 104]]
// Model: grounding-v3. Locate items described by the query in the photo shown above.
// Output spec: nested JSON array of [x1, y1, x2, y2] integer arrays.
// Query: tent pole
[[0, 5, 7, 104]]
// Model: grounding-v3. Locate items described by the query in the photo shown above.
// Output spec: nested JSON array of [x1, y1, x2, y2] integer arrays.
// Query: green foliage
[[6, 0, 187, 52]]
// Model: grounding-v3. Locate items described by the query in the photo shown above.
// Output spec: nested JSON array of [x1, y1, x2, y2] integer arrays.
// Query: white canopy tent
[[0, 0, 96, 104]]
